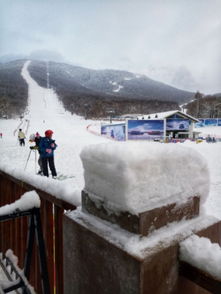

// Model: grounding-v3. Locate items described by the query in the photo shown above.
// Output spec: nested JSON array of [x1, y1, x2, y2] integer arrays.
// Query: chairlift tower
[[106, 109, 115, 124], [46, 61, 50, 89]]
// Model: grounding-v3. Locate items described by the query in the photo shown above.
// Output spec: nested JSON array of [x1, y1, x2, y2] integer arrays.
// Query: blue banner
[[195, 119, 204, 128], [204, 119, 218, 126], [128, 120, 164, 140], [195, 118, 221, 127], [166, 118, 189, 131]]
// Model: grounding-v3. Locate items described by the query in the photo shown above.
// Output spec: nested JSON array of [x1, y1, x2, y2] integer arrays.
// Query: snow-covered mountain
[[29, 60, 194, 103], [0, 59, 194, 119]]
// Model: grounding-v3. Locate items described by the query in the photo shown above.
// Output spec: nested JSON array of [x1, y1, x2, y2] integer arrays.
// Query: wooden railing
[[0, 170, 76, 294], [179, 260, 221, 294]]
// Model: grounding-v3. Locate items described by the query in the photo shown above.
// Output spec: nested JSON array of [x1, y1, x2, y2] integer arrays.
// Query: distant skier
[[39, 130, 57, 178], [29, 132, 43, 174], [18, 129, 26, 146], [0, 132, 2, 138], [206, 135, 212, 143]]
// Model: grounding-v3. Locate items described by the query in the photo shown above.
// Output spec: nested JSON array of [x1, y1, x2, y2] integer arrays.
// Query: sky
[[0, 0, 221, 94]]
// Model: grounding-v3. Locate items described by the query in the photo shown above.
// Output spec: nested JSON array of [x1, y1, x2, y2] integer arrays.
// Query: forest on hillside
[[28, 61, 179, 118], [185, 92, 221, 118], [0, 60, 28, 118]]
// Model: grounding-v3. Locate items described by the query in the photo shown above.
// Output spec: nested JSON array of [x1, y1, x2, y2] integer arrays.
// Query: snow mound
[[80, 142, 210, 214], [0, 191, 40, 215], [180, 234, 221, 280]]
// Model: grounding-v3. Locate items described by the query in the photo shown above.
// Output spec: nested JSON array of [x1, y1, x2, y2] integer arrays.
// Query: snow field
[[0, 60, 221, 219], [0, 60, 221, 282]]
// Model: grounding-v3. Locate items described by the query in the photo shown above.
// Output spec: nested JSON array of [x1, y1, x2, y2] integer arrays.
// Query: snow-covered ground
[[0, 60, 221, 219], [0, 61, 108, 205], [1, 60, 221, 286]]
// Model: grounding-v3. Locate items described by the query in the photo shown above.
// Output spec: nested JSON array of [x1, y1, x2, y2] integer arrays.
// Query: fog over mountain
[[1, 0, 220, 94], [28, 60, 193, 103]]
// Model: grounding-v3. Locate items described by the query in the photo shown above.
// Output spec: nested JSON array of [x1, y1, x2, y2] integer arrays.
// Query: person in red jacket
[[39, 130, 57, 178]]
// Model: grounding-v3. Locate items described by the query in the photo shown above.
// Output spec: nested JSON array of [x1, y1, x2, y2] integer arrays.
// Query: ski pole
[[35, 150, 37, 174], [24, 149, 32, 170]]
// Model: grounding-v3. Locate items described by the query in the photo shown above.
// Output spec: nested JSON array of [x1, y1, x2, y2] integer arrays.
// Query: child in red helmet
[[39, 130, 57, 178]]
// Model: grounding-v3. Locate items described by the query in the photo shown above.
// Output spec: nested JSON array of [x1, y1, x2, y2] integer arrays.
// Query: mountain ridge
[[0, 59, 195, 118]]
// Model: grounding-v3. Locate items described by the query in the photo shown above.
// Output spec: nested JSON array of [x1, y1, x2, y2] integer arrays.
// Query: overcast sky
[[1, 0, 221, 94]]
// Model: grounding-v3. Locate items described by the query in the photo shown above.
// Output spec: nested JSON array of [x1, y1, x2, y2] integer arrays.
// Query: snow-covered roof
[[137, 110, 199, 122]]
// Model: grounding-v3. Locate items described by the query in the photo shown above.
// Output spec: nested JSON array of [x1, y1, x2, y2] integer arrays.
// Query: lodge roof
[[137, 110, 199, 122]]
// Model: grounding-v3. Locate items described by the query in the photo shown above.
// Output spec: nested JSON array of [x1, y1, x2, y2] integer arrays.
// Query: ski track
[[0, 60, 221, 219], [1, 60, 107, 192]]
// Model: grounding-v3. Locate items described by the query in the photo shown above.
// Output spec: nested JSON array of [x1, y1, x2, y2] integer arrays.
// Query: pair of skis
[[55, 174, 75, 181], [36, 172, 75, 181]]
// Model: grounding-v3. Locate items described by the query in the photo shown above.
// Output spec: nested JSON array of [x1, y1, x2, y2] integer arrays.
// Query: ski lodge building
[[137, 110, 199, 140], [101, 110, 199, 141]]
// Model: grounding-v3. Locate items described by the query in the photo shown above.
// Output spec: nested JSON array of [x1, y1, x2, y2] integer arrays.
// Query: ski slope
[[0, 60, 108, 205], [0, 60, 221, 219]]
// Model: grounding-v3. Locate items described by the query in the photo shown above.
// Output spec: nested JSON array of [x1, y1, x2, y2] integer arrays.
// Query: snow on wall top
[[67, 208, 218, 259], [80, 142, 210, 214], [0, 191, 40, 216], [137, 110, 198, 122], [0, 165, 81, 208], [180, 234, 221, 280]]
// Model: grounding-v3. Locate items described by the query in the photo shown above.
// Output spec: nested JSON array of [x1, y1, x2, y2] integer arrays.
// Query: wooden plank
[[54, 205, 64, 294], [0, 170, 76, 210], [20, 215, 28, 268], [43, 200, 55, 292], [179, 261, 221, 294]]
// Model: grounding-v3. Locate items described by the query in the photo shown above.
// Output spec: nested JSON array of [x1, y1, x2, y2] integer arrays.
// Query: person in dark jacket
[[29, 132, 43, 174], [39, 130, 57, 178]]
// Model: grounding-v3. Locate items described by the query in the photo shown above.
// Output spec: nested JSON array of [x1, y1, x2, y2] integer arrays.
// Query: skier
[[29, 132, 43, 174], [18, 129, 26, 146], [206, 135, 212, 143], [39, 130, 57, 178], [0, 132, 2, 138]]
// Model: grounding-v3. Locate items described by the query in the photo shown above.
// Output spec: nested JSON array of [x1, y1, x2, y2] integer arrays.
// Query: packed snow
[[81, 142, 209, 214], [0, 60, 221, 220], [0, 191, 40, 216], [180, 234, 221, 280], [0, 249, 36, 293], [194, 126, 221, 139]]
